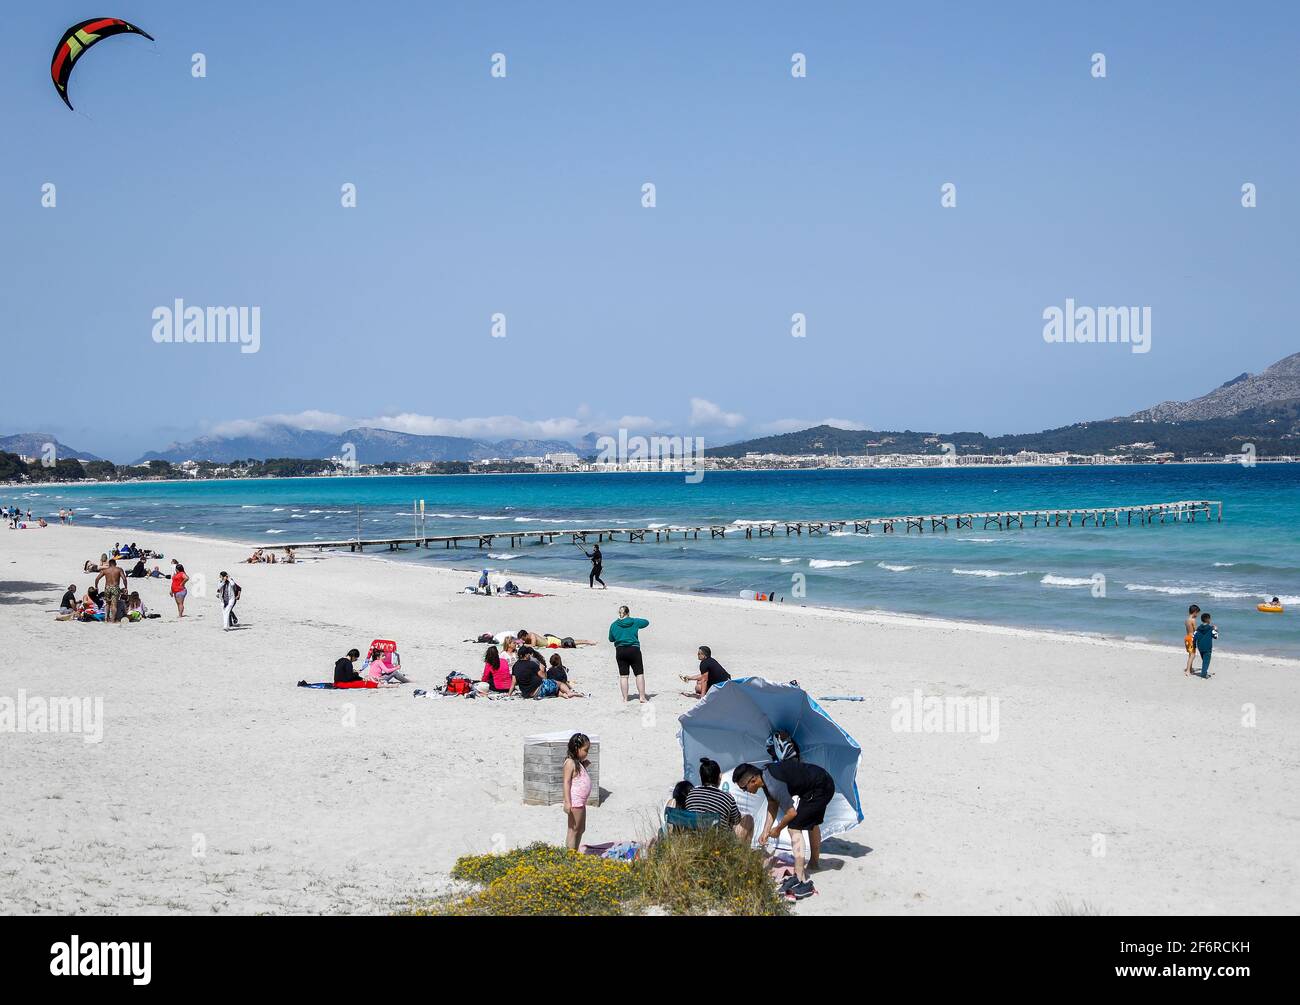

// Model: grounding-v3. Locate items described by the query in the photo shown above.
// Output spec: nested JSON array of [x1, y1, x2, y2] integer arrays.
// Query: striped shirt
[[684, 785, 741, 827]]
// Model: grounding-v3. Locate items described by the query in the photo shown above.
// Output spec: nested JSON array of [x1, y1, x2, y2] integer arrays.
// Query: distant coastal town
[[2, 445, 1295, 485]]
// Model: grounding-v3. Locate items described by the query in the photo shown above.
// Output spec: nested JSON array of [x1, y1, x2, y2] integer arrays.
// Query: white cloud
[[689, 398, 746, 430]]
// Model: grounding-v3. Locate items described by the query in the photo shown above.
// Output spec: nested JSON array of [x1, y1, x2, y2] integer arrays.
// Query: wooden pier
[[269, 499, 1223, 553]]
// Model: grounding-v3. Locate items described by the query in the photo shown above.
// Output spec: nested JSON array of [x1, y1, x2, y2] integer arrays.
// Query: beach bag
[[444, 672, 472, 695]]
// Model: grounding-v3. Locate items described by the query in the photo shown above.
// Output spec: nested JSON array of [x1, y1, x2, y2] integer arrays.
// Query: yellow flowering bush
[[423, 830, 789, 916]]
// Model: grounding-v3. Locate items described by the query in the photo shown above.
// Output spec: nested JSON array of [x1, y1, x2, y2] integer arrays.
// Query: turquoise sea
[[11, 464, 1300, 658]]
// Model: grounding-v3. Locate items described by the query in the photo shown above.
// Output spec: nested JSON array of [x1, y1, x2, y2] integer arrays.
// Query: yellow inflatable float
[[1257, 603, 1284, 614]]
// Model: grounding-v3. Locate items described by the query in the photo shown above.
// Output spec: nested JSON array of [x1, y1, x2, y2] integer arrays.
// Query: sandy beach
[[2, 523, 1297, 915]]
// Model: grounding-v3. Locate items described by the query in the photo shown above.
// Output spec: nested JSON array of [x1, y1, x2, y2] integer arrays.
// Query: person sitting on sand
[[546, 653, 587, 699], [283, 548, 296, 564], [128, 558, 147, 578], [476, 569, 491, 595], [334, 648, 381, 688], [667, 780, 694, 816], [732, 759, 836, 901], [681, 645, 731, 698], [59, 584, 77, 611], [244, 549, 265, 564], [126, 592, 148, 622], [511, 646, 552, 698], [481, 645, 513, 693], [1183, 604, 1201, 676], [685, 757, 754, 843], [537, 653, 584, 699], [362, 646, 411, 685]]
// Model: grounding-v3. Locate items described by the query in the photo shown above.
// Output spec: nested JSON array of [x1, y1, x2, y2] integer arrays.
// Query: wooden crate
[[523, 731, 600, 806]]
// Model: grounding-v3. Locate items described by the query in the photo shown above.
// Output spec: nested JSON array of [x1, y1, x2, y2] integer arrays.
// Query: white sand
[[2, 524, 1297, 915]]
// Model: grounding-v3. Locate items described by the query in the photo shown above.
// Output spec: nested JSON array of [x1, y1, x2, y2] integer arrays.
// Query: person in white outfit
[[217, 571, 241, 631]]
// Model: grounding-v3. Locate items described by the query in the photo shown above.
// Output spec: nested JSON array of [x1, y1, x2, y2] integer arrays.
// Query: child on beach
[[1194, 612, 1218, 678], [1183, 604, 1201, 676], [563, 733, 592, 850], [545, 653, 585, 698]]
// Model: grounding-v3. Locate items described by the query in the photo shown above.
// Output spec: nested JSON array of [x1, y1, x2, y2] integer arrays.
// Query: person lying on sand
[[680, 645, 731, 698], [517, 629, 596, 649]]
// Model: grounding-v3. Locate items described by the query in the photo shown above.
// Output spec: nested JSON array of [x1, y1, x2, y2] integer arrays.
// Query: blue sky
[[2, 1, 1297, 461]]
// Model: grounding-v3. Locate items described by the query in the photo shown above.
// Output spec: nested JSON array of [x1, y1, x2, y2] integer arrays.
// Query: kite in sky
[[51, 17, 154, 111]]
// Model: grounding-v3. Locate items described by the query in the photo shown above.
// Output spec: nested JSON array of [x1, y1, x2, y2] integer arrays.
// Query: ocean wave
[[809, 559, 863, 569], [291, 514, 308, 518], [1271, 595, 1300, 606], [1040, 575, 1097, 588], [877, 562, 914, 572], [272, 508, 285, 512], [961, 537, 997, 543], [1213, 562, 1235, 567], [952, 568, 1026, 578], [91, 514, 117, 519], [1125, 583, 1260, 600], [265, 529, 286, 534], [488, 553, 518, 560]]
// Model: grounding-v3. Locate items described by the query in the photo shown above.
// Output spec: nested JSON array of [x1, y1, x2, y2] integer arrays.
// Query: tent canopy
[[677, 677, 863, 839]]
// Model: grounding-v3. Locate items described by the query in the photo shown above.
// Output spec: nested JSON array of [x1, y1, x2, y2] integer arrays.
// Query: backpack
[[444, 672, 472, 695], [766, 730, 800, 762]]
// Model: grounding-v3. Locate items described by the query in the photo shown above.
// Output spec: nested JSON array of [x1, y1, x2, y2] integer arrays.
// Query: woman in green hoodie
[[608, 605, 650, 704]]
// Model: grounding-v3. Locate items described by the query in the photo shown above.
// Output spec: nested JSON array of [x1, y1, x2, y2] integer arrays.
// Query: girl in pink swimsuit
[[563, 732, 592, 850]]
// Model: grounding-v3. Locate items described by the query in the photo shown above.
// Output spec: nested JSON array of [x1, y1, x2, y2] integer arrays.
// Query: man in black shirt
[[733, 759, 835, 901], [511, 647, 545, 698], [680, 645, 730, 698], [59, 584, 77, 611], [334, 648, 363, 684]]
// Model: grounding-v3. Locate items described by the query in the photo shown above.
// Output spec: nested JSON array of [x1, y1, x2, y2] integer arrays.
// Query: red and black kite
[[51, 17, 154, 111]]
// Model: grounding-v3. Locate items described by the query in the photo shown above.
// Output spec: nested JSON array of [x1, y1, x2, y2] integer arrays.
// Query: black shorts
[[615, 645, 644, 677], [788, 788, 833, 831]]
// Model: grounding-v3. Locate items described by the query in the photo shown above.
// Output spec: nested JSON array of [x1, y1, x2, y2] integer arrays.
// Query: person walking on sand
[[93, 559, 128, 624], [582, 544, 606, 588], [563, 733, 592, 850], [1183, 604, 1201, 676], [170, 563, 190, 617], [608, 605, 650, 704], [217, 571, 241, 631]]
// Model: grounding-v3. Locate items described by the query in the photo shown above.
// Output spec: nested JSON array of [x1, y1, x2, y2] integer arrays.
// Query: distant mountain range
[[1129, 351, 1300, 422], [709, 351, 1300, 459], [132, 426, 578, 465], [0, 433, 103, 463], [6, 351, 1299, 467]]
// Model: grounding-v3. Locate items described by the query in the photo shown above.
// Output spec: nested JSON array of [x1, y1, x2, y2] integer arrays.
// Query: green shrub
[[425, 830, 790, 917], [633, 827, 789, 916]]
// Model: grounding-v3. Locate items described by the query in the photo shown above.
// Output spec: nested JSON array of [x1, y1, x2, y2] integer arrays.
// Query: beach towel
[[297, 680, 378, 689]]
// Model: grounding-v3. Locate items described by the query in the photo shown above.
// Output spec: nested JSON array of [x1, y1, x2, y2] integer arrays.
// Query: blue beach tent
[[677, 677, 863, 842]]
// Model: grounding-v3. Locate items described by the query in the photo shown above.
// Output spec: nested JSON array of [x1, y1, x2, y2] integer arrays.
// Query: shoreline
[[38, 519, 1300, 669], [8, 457, 1300, 491]]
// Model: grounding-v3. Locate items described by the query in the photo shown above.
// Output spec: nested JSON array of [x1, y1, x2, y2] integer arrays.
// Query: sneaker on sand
[[778, 875, 800, 894], [789, 880, 815, 900]]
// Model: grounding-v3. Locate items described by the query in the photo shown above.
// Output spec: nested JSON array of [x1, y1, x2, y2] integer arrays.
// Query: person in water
[[1194, 611, 1218, 678], [582, 545, 606, 589], [608, 605, 650, 704], [1183, 604, 1201, 676]]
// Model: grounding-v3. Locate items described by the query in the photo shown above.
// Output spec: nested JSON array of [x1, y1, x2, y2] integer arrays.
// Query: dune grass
[[406, 831, 789, 917]]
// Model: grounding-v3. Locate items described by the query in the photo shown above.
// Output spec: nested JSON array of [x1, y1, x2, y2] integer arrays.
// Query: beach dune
[[1, 525, 1296, 915]]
